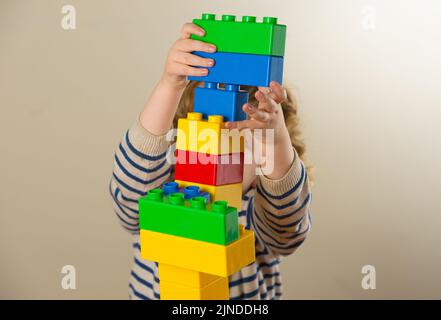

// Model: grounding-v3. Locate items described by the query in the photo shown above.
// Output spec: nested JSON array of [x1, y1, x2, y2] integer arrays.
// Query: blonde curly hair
[[174, 81, 313, 183]]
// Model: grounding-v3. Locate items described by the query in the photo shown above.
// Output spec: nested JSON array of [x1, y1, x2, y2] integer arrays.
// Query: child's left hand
[[225, 81, 295, 179], [224, 81, 289, 144]]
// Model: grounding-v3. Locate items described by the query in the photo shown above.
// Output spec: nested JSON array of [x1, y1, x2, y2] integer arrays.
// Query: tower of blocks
[[138, 13, 287, 300]]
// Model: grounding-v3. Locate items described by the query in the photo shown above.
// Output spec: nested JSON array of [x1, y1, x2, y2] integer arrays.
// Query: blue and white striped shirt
[[109, 118, 312, 300]]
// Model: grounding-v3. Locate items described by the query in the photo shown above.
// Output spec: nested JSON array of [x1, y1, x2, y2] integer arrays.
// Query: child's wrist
[[255, 126, 290, 151], [260, 131, 295, 180], [160, 73, 188, 91], [273, 126, 291, 147]]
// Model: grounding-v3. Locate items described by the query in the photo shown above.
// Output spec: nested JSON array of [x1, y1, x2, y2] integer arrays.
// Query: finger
[[173, 64, 208, 77], [243, 103, 271, 122], [257, 86, 278, 105], [257, 82, 286, 104], [225, 119, 265, 131], [175, 38, 216, 53], [255, 90, 277, 113], [243, 102, 257, 115], [257, 86, 272, 95], [269, 81, 287, 104], [181, 23, 205, 39], [174, 52, 214, 68]]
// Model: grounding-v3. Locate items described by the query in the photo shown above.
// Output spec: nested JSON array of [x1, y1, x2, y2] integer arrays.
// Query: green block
[[191, 13, 286, 57], [139, 189, 239, 245]]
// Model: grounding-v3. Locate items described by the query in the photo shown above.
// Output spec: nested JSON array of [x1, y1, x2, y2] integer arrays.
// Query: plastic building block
[[176, 112, 243, 155], [140, 225, 255, 276], [188, 51, 284, 87], [191, 13, 286, 57], [159, 264, 220, 288], [175, 180, 242, 210], [194, 83, 248, 122], [175, 150, 244, 186], [160, 276, 229, 300], [162, 181, 210, 203], [139, 189, 239, 245]]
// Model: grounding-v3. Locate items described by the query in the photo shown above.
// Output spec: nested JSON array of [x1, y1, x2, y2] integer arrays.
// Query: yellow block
[[140, 225, 255, 277], [176, 112, 243, 155], [159, 264, 220, 288], [176, 180, 242, 210], [160, 276, 229, 300]]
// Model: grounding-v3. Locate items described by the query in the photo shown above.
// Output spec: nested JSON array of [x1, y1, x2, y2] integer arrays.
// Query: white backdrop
[[0, 0, 440, 299]]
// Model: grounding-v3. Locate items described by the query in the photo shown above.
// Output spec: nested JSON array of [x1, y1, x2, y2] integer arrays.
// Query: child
[[109, 22, 312, 300]]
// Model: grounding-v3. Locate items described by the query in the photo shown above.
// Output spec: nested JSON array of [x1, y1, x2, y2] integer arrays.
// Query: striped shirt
[[109, 118, 312, 300]]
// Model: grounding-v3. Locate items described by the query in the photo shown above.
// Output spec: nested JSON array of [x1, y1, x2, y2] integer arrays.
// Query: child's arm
[[109, 118, 171, 233], [109, 23, 216, 233], [227, 82, 312, 256], [140, 23, 215, 135], [253, 148, 311, 256]]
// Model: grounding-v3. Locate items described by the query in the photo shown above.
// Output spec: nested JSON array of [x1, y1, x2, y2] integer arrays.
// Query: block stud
[[184, 185, 200, 199], [147, 188, 163, 201], [212, 200, 228, 213], [242, 16, 256, 23], [190, 196, 206, 209], [222, 15, 236, 22], [202, 13, 215, 20], [187, 112, 203, 121], [225, 84, 239, 92], [163, 182, 179, 195], [263, 17, 277, 24], [169, 192, 184, 205], [205, 82, 218, 89], [208, 115, 223, 124]]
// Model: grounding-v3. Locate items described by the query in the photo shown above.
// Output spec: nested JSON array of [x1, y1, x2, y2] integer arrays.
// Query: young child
[[109, 22, 312, 300]]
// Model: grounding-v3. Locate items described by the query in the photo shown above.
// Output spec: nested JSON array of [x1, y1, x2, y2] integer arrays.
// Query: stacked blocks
[[139, 13, 286, 300], [161, 181, 210, 203], [174, 150, 244, 185], [139, 190, 239, 245], [191, 14, 286, 56], [188, 13, 286, 87], [160, 273, 229, 300], [176, 112, 243, 154], [189, 51, 283, 87], [175, 180, 242, 210], [194, 83, 248, 122], [141, 224, 255, 276]]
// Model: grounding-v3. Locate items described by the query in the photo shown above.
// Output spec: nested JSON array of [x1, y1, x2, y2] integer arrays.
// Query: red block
[[174, 150, 244, 186]]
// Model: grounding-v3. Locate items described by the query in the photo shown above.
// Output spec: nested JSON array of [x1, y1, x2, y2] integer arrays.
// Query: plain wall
[[1, 0, 440, 299]]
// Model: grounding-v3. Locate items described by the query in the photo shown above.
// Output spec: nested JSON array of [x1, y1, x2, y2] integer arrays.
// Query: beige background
[[1, 0, 440, 299]]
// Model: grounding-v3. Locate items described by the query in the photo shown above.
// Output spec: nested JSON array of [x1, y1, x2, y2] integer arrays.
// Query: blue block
[[194, 84, 248, 122], [188, 51, 283, 87], [162, 182, 211, 203]]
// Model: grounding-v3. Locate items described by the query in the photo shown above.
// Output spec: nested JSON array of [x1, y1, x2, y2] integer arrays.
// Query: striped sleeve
[[252, 148, 312, 256], [109, 116, 172, 234]]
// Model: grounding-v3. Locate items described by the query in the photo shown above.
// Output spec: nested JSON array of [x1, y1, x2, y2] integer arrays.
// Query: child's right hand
[[162, 23, 216, 90]]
